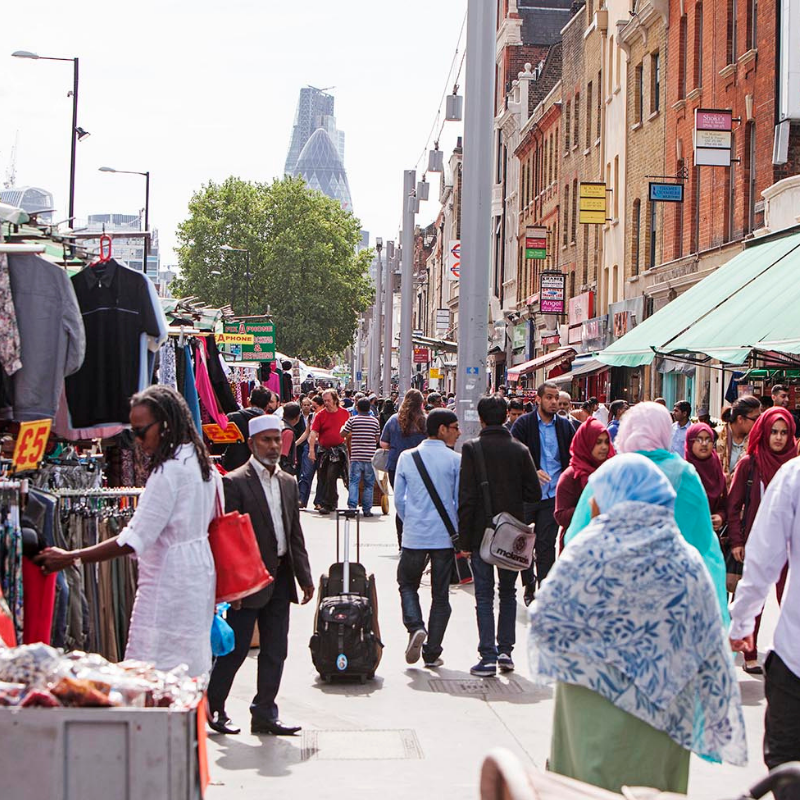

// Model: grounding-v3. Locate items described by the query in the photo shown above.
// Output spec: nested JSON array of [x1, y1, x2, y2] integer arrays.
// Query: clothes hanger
[[90, 234, 113, 266]]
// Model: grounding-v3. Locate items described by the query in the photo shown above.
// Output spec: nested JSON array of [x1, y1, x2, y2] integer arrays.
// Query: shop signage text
[[413, 348, 430, 363], [694, 108, 733, 167], [540, 272, 566, 314], [222, 317, 276, 362], [568, 291, 594, 326], [12, 419, 52, 473], [579, 182, 608, 224], [524, 226, 547, 259], [649, 182, 685, 203], [215, 333, 255, 345], [202, 422, 245, 444], [429, 368, 442, 379]]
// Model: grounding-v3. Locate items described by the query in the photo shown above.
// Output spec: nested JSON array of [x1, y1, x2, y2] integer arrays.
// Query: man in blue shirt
[[395, 409, 461, 668], [671, 400, 692, 457], [511, 381, 575, 602]]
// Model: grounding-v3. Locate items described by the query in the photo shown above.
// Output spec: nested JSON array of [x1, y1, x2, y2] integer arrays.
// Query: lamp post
[[399, 170, 417, 394], [383, 240, 395, 394], [220, 244, 251, 315], [12, 51, 87, 226], [98, 167, 150, 274], [370, 238, 383, 393]]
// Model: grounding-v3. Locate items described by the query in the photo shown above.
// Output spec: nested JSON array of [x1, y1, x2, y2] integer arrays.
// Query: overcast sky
[[2, 0, 467, 266]]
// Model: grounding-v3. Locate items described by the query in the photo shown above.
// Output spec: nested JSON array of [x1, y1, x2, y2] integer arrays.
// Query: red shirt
[[311, 407, 351, 448]]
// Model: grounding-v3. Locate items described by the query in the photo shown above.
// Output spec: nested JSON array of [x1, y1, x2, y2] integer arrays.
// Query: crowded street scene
[[2, 0, 800, 798]]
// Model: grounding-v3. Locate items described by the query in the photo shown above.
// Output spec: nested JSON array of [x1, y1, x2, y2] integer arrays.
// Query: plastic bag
[[211, 603, 235, 658]]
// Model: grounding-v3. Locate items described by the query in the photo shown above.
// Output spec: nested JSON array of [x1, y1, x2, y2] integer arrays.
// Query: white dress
[[117, 444, 220, 677]]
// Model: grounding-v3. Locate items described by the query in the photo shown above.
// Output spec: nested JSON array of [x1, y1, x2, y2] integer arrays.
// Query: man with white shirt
[[206, 414, 314, 737], [730, 458, 800, 799]]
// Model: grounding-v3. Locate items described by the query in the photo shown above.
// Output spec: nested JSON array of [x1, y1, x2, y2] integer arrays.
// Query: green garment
[[563, 448, 729, 624], [550, 682, 691, 795]]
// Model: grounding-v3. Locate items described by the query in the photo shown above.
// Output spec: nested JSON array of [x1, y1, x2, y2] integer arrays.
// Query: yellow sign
[[579, 197, 606, 211], [202, 422, 245, 444], [579, 182, 607, 225], [579, 210, 607, 224], [12, 419, 52, 473], [580, 182, 607, 198], [215, 333, 255, 345], [429, 368, 442, 379]]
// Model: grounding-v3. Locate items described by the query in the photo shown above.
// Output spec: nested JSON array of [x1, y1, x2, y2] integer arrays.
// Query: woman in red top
[[726, 406, 796, 672], [555, 417, 614, 531], [684, 422, 727, 535]]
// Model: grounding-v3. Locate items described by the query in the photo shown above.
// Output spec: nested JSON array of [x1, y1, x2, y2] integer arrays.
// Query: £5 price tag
[[12, 419, 52, 473]]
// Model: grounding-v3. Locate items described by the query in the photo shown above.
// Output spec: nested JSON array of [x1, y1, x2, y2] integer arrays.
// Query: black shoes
[[251, 717, 302, 736], [207, 711, 241, 735], [523, 584, 536, 607]]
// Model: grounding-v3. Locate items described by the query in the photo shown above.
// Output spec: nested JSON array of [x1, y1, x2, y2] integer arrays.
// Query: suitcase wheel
[[367, 672, 375, 680], [359, 674, 367, 685]]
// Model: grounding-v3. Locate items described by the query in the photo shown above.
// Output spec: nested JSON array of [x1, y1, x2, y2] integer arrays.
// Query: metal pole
[[355, 318, 363, 390], [68, 57, 79, 226], [143, 171, 150, 276], [457, 0, 497, 443], [383, 241, 394, 394], [370, 244, 382, 392], [399, 170, 416, 395], [245, 250, 251, 315]]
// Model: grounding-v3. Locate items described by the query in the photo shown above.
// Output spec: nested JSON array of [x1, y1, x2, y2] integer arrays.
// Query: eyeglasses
[[448, 423, 460, 430], [694, 437, 714, 445], [744, 415, 760, 422], [132, 421, 159, 440]]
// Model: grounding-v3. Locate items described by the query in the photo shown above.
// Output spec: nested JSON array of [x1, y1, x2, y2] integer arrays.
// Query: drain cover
[[301, 729, 423, 761], [427, 678, 525, 696]]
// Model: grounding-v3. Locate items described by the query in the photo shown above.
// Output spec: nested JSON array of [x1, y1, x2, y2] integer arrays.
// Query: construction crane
[[4, 131, 19, 189]]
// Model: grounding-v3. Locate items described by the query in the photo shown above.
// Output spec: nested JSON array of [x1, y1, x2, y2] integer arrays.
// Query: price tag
[[202, 422, 245, 444], [12, 419, 52, 473]]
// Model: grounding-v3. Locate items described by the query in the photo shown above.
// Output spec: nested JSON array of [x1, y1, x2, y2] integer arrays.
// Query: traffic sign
[[466, 366, 479, 375], [12, 419, 52, 473]]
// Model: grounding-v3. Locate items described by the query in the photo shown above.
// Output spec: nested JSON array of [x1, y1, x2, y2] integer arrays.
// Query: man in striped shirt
[[341, 397, 381, 516]]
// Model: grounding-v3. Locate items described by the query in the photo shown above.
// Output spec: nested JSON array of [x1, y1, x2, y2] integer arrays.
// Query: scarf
[[615, 401, 673, 453], [685, 422, 726, 506], [747, 406, 797, 487], [568, 417, 616, 489]]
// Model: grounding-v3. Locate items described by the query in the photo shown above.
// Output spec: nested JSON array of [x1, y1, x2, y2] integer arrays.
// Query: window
[[563, 184, 570, 247], [565, 100, 571, 151], [634, 64, 644, 123], [745, 122, 756, 233], [648, 201, 657, 268], [694, 3, 704, 88], [650, 52, 661, 113], [727, 0, 738, 63], [632, 199, 641, 274], [596, 71, 602, 138], [522, 162, 528, 207], [571, 178, 578, 242], [586, 83, 593, 148], [613, 155, 620, 220], [746, 0, 757, 49], [574, 92, 580, 149], [679, 16, 688, 98]]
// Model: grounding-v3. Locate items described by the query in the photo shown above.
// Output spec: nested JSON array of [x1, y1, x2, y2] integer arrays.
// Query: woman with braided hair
[[37, 386, 222, 677]]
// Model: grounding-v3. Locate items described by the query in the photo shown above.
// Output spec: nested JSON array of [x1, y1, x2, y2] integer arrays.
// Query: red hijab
[[569, 417, 616, 488], [685, 422, 726, 505], [746, 406, 797, 486]]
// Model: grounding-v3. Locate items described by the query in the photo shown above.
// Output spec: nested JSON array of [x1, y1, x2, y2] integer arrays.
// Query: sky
[[2, 0, 468, 267]]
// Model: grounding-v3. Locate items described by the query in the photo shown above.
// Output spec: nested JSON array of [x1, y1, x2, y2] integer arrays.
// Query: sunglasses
[[132, 421, 159, 440]]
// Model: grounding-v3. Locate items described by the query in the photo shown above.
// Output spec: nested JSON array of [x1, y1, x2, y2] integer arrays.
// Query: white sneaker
[[405, 629, 426, 664]]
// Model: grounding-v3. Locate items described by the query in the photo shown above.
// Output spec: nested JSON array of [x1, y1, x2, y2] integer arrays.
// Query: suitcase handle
[[335, 508, 360, 564]]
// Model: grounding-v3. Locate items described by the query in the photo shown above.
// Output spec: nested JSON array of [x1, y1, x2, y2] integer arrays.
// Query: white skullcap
[[249, 414, 283, 436]]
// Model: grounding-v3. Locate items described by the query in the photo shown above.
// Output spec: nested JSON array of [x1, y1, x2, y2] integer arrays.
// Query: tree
[[171, 176, 373, 364]]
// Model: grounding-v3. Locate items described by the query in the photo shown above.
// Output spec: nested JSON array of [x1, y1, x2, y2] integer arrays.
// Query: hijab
[[589, 452, 675, 513], [685, 422, 726, 504], [746, 406, 797, 487], [615, 401, 673, 454], [569, 417, 616, 489]]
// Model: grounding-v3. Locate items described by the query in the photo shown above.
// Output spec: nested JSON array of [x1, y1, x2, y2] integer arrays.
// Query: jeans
[[297, 444, 316, 507], [397, 548, 453, 661], [764, 651, 800, 800], [470, 553, 517, 660], [521, 498, 559, 587], [348, 460, 375, 511]]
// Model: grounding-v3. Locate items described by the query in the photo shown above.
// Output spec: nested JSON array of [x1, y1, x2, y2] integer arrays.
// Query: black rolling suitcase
[[309, 509, 383, 683]]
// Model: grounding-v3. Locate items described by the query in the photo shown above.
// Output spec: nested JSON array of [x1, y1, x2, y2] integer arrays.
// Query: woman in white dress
[[38, 386, 220, 677]]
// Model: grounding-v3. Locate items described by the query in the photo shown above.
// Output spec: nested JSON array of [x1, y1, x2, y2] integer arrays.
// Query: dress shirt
[[730, 459, 800, 677], [394, 439, 460, 550], [670, 421, 690, 457], [537, 410, 561, 500], [249, 456, 287, 556]]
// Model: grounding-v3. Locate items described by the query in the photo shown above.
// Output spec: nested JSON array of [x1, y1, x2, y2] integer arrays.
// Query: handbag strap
[[473, 440, 494, 528], [411, 451, 458, 545]]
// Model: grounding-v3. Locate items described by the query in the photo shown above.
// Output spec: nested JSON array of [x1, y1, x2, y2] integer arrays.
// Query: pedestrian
[[205, 414, 314, 736], [531, 454, 747, 794], [717, 395, 762, 484], [572, 401, 591, 424], [280, 402, 301, 475], [378, 398, 395, 431], [308, 389, 351, 514], [730, 457, 800, 800], [341, 397, 381, 516], [771, 383, 790, 409], [380, 389, 428, 548], [505, 398, 525, 430], [221, 386, 272, 471], [670, 400, 692, 456], [394, 409, 461, 668], [554, 417, 614, 531], [309, 395, 327, 509], [556, 391, 581, 432], [726, 406, 796, 673], [510, 381, 575, 603], [36, 386, 221, 677], [458, 395, 539, 677], [564, 401, 729, 622], [342, 389, 354, 409], [685, 422, 727, 537], [591, 395, 609, 426], [605, 399, 627, 443], [426, 392, 443, 410], [294, 396, 315, 507]]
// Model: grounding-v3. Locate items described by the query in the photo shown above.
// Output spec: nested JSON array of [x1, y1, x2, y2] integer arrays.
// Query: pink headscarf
[[615, 401, 673, 454]]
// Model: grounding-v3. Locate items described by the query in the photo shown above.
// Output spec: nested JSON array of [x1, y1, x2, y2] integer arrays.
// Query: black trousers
[[317, 453, 346, 511], [206, 561, 293, 722], [764, 651, 800, 800], [521, 498, 559, 587]]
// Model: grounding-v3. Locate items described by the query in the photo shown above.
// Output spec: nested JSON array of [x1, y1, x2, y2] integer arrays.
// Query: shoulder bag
[[724, 458, 754, 594], [474, 440, 536, 571]]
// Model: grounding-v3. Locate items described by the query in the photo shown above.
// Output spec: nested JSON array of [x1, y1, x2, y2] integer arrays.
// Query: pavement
[[206, 489, 780, 800]]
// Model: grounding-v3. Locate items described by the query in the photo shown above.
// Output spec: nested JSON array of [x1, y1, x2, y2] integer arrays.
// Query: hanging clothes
[[158, 340, 178, 390], [0, 485, 24, 644], [183, 345, 202, 431], [193, 339, 228, 427], [0, 253, 22, 376], [205, 335, 237, 413]]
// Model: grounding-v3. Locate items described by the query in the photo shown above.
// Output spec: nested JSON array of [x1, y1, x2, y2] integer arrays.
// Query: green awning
[[598, 231, 800, 367]]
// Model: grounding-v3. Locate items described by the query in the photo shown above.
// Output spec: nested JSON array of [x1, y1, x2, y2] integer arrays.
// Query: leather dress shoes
[[207, 711, 241, 735], [250, 718, 302, 736]]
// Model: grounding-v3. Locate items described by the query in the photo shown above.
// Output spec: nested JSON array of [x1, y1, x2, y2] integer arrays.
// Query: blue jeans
[[347, 461, 375, 511], [470, 553, 517, 660], [297, 445, 316, 507], [397, 548, 453, 661]]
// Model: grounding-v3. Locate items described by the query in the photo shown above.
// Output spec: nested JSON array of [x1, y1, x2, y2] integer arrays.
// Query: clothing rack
[[53, 487, 143, 498]]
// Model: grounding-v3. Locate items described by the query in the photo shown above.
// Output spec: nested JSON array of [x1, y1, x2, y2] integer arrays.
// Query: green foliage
[[172, 175, 373, 363]]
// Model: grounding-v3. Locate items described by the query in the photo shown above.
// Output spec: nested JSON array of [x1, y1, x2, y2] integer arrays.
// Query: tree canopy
[[171, 175, 373, 364]]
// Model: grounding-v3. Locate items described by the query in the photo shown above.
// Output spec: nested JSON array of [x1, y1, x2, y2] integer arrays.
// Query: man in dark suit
[[207, 414, 314, 736], [510, 381, 575, 602]]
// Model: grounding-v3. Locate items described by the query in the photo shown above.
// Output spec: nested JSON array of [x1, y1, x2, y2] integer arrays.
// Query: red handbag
[[208, 490, 274, 603]]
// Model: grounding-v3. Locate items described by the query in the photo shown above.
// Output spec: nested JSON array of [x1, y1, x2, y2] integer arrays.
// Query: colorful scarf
[[746, 406, 797, 487]]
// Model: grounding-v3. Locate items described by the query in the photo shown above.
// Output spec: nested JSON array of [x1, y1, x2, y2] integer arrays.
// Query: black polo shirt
[[66, 260, 161, 427]]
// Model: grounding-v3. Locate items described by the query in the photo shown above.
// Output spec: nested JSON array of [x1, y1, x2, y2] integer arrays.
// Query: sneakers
[[470, 659, 497, 678], [405, 629, 427, 664], [423, 657, 444, 669], [498, 653, 515, 673]]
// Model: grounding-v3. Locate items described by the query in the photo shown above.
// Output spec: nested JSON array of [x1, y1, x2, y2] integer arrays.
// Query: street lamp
[[99, 167, 150, 274], [220, 244, 251, 315], [12, 50, 87, 226]]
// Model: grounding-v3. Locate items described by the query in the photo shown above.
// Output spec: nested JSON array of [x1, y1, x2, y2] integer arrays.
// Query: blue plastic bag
[[210, 603, 235, 657]]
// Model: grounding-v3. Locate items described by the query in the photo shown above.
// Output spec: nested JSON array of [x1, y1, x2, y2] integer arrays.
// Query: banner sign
[[446, 240, 460, 280], [215, 333, 255, 345], [540, 272, 566, 314], [435, 308, 450, 331], [413, 348, 430, 363], [12, 419, 52, 473], [524, 226, 547, 259], [579, 182, 607, 224], [429, 368, 442, 379], [512, 324, 527, 350], [202, 422, 245, 444], [649, 182, 685, 202], [694, 108, 733, 167], [221, 317, 276, 362], [541, 334, 561, 346], [568, 291, 594, 326]]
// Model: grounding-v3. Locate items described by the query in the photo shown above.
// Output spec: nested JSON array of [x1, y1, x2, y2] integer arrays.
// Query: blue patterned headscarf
[[529, 463, 747, 766]]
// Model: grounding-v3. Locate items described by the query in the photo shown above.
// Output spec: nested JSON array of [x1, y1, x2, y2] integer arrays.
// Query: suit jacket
[[458, 426, 541, 552], [223, 461, 313, 608], [510, 409, 575, 475]]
